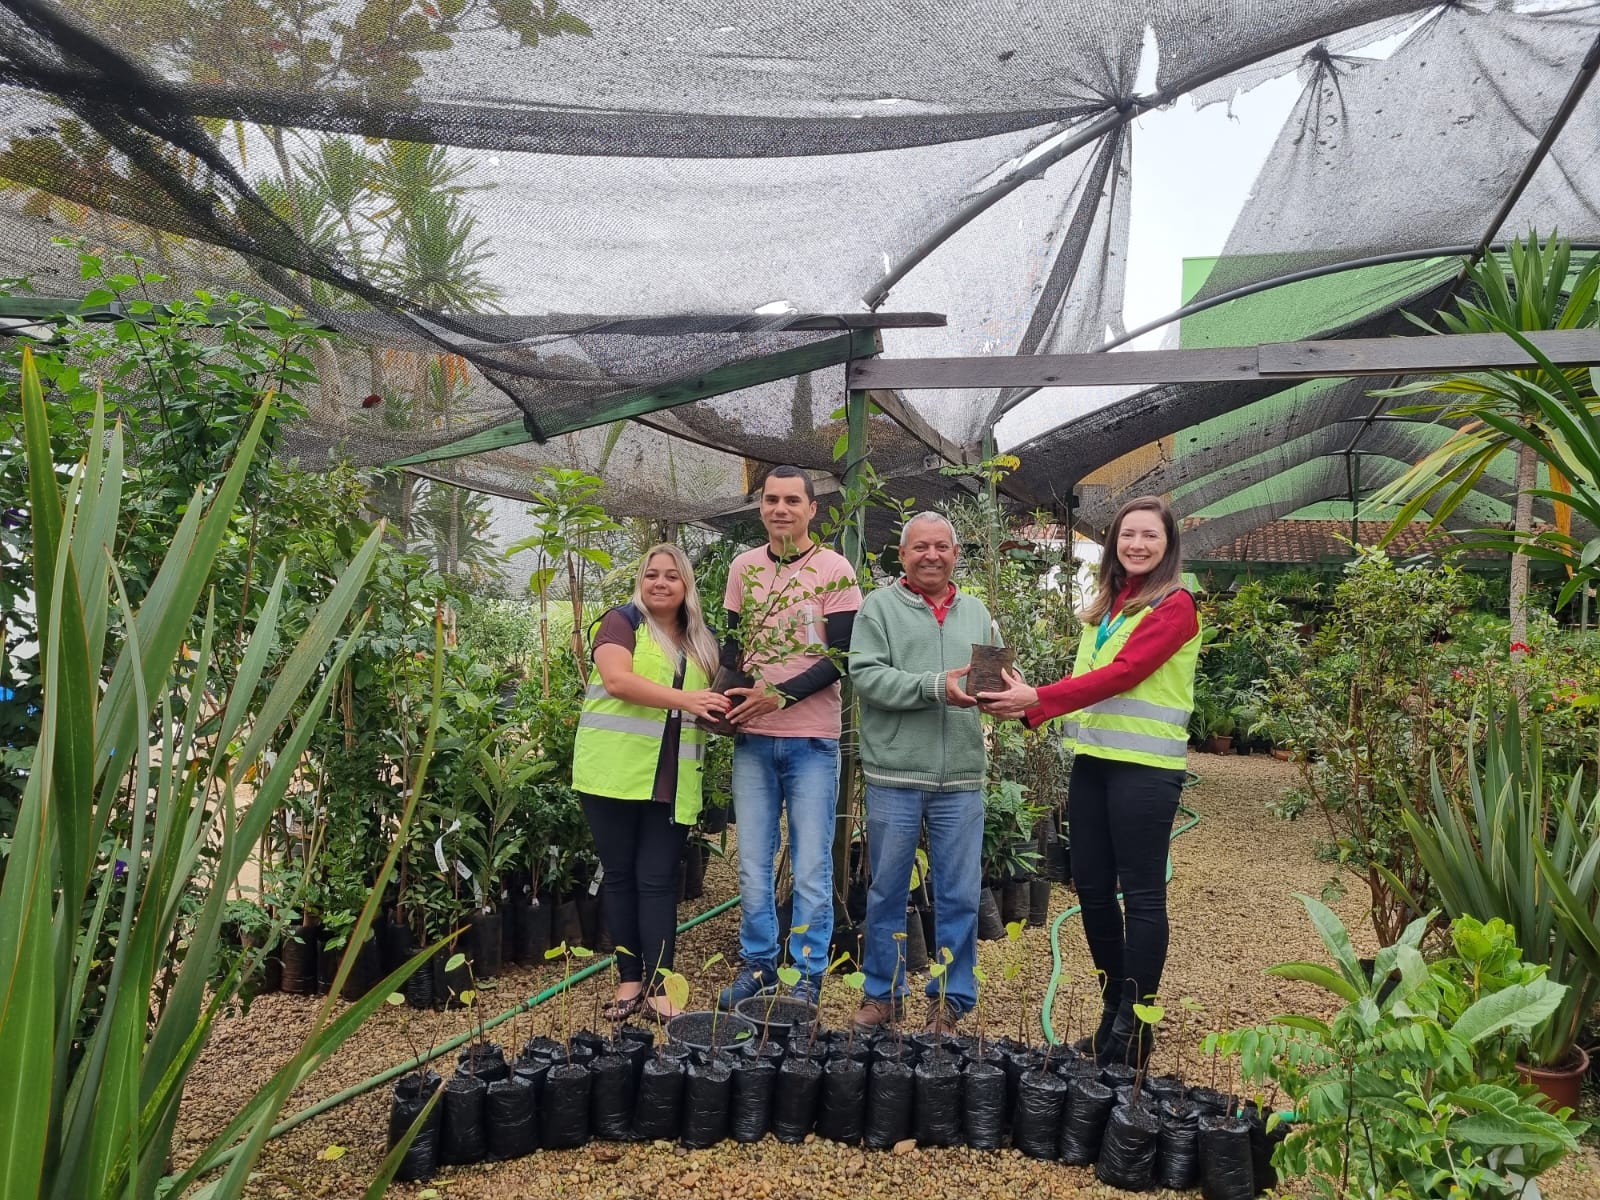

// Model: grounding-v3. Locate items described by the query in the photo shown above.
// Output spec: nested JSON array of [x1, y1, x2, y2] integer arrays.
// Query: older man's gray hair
[[899, 511, 958, 550]]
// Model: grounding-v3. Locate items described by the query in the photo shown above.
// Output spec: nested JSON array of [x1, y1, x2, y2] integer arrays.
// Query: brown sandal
[[601, 992, 645, 1022]]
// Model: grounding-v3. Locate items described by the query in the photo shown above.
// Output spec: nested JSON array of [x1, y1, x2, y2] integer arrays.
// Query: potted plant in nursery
[[1402, 709, 1600, 1110], [1207, 895, 1585, 1199], [458, 731, 550, 979], [699, 553, 857, 736]]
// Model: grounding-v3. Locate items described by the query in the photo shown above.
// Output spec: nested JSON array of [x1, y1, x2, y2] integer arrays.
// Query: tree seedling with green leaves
[[928, 946, 955, 1063], [891, 929, 909, 1050], [385, 989, 448, 1081], [841, 968, 868, 1054], [657, 970, 690, 1042], [1004, 920, 1029, 1044], [1173, 995, 1204, 1083], [1129, 1001, 1164, 1103], [544, 940, 594, 1064]]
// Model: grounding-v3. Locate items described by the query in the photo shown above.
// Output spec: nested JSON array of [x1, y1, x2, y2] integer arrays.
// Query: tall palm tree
[[1372, 234, 1600, 649]]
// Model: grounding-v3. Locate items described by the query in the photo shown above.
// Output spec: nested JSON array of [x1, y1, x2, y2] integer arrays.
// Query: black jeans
[[579, 793, 689, 987], [1067, 754, 1182, 1015]]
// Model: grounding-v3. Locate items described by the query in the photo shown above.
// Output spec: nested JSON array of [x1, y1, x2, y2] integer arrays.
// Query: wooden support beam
[[845, 330, 1600, 391], [865, 389, 978, 467]]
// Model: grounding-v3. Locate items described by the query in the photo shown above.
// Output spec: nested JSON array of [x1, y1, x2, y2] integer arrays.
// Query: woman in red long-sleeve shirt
[[979, 496, 1201, 1067]]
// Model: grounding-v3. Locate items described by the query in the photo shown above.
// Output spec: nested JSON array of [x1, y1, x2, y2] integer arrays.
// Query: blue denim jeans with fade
[[861, 783, 983, 1014], [731, 733, 841, 981]]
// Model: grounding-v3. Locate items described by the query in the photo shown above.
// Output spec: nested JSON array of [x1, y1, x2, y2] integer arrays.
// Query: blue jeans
[[862, 783, 982, 1014], [732, 734, 840, 980]]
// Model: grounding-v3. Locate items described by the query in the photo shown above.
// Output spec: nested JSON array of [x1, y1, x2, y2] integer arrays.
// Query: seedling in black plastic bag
[[841, 969, 867, 1055], [658, 970, 690, 1044], [1004, 920, 1029, 1045], [1130, 1001, 1164, 1103], [972, 965, 990, 1057], [891, 930, 909, 1050], [544, 939, 594, 1064], [928, 945, 954, 1062]]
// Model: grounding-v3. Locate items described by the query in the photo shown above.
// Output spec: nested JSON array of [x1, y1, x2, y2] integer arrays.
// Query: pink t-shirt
[[724, 543, 861, 738]]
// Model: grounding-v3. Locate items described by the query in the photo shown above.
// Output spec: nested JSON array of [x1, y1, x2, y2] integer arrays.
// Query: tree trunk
[[1510, 439, 1536, 656]]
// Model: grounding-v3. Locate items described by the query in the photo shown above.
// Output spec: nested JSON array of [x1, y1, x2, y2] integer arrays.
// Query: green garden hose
[[1038, 778, 1202, 1044], [188, 894, 743, 1178]]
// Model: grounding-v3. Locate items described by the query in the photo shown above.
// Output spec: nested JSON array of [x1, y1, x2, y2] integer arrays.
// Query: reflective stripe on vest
[[571, 621, 710, 822], [1064, 592, 1200, 771]]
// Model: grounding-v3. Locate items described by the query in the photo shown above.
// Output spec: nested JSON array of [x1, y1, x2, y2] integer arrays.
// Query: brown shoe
[[852, 997, 905, 1035], [924, 999, 962, 1037]]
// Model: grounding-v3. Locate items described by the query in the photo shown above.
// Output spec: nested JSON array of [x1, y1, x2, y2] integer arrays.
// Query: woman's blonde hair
[[1079, 496, 1186, 624], [631, 543, 721, 681]]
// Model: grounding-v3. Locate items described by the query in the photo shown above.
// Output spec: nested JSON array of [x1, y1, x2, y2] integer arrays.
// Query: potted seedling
[[544, 940, 595, 1064], [1129, 1001, 1165, 1104], [741, 923, 819, 1044], [700, 560, 856, 736], [927, 946, 956, 1062], [667, 953, 757, 1056]]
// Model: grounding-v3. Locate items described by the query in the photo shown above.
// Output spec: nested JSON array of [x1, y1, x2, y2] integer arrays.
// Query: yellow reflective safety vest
[[1062, 592, 1201, 771], [571, 605, 709, 824]]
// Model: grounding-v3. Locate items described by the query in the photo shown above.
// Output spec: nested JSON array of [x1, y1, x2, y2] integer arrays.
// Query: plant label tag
[[588, 864, 605, 896]]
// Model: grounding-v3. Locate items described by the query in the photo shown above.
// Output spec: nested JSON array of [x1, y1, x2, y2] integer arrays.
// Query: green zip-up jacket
[[849, 580, 998, 792]]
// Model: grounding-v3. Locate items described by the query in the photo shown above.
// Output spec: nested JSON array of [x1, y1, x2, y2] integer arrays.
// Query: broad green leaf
[[776, 966, 801, 988], [445, 953, 466, 973], [1266, 962, 1362, 1005]]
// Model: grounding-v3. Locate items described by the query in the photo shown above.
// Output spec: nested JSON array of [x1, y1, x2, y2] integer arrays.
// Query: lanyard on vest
[[1095, 609, 1128, 654]]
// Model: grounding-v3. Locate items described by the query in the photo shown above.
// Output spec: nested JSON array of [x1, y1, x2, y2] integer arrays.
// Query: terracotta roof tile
[[1183, 519, 1504, 562]]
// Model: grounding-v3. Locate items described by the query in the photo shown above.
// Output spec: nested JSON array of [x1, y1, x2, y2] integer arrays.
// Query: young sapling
[[544, 940, 594, 1064], [1129, 1001, 1164, 1103], [1004, 920, 1029, 1044], [972, 965, 989, 1056], [842, 969, 867, 1055], [928, 945, 954, 1063]]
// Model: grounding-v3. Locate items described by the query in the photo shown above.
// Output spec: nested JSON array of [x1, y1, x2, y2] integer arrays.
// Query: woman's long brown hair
[[1079, 495, 1185, 624]]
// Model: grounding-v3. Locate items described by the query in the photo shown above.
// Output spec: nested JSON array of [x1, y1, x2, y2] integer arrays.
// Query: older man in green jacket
[[849, 511, 1000, 1035]]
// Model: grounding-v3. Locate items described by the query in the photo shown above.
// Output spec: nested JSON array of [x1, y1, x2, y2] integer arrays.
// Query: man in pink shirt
[[715, 466, 862, 1010]]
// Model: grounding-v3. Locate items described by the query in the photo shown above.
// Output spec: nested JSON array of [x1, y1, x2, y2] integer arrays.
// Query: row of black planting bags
[[389, 1026, 1286, 1197]]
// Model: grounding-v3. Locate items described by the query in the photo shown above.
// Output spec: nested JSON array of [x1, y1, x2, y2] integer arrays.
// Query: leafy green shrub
[[1206, 896, 1585, 1200]]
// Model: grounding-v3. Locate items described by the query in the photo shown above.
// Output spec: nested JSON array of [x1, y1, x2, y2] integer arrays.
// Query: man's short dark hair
[[763, 464, 815, 502]]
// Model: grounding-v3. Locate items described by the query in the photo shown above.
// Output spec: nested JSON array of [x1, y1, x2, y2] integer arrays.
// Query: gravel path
[[173, 752, 1600, 1198]]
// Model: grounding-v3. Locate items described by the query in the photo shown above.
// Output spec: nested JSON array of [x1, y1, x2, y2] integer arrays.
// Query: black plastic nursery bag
[[440, 1071, 488, 1165], [961, 1061, 1007, 1150], [1059, 1076, 1116, 1166], [387, 1071, 442, 1183], [729, 1057, 777, 1143], [631, 1054, 685, 1141], [1095, 1102, 1161, 1190], [485, 1076, 538, 1160], [772, 1056, 822, 1143], [680, 1059, 733, 1148], [1198, 1114, 1256, 1200], [816, 1058, 868, 1145], [1156, 1097, 1201, 1190], [1011, 1069, 1068, 1160], [863, 1060, 915, 1149], [539, 1062, 593, 1149], [913, 1056, 962, 1148], [590, 1053, 636, 1141]]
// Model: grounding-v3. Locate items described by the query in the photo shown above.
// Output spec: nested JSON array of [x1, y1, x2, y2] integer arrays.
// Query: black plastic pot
[[1001, 878, 1031, 925], [1027, 877, 1052, 927], [511, 894, 551, 965], [680, 1059, 734, 1147], [470, 911, 503, 980], [632, 1053, 685, 1141], [576, 893, 604, 950], [1096, 1101, 1161, 1189], [1156, 1097, 1201, 1190], [729, 1056, 776, 1142], [698, 665, 754, 737], [551, 898, 585, 948], [976, 887, 1005, 941], [381, 919, 416, 977], [683, 843, 707, 901], [589, 1053, 636, 1141], [903, 906, 929, 974], [962, 1060, 1006, 1149], [539, 1062, 592, 1149], [1045, 839, 1071, 883], [699, 803, 729, 835], [1012, 1069, 1068, 1159], [1197, 1114, 1256, 1200], [735, 995, 818, 1042], [280, 924, 321, 995], [830, 921, 863, 971], [440, 1071, 488, 1165], [485, 1075, 537, 1160], [457, 1041, 510, 1082], [431, 941, 473, 1010], [1060, 1075, 1116, 1165], [318, 930, 383, 1001], [913, 1056, 961, 1147], [666, 1010, 758, 1055], [863, 1060, 914, 1149], [816, 1057, 868, 1144], [388, 1071, 443, 1183], [771, 1056, 821, 1142]]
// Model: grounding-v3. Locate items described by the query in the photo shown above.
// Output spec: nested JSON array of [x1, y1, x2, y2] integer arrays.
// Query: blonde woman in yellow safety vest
[[572, 544, 729, 1023], [978, 496, 1201, 1070]]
